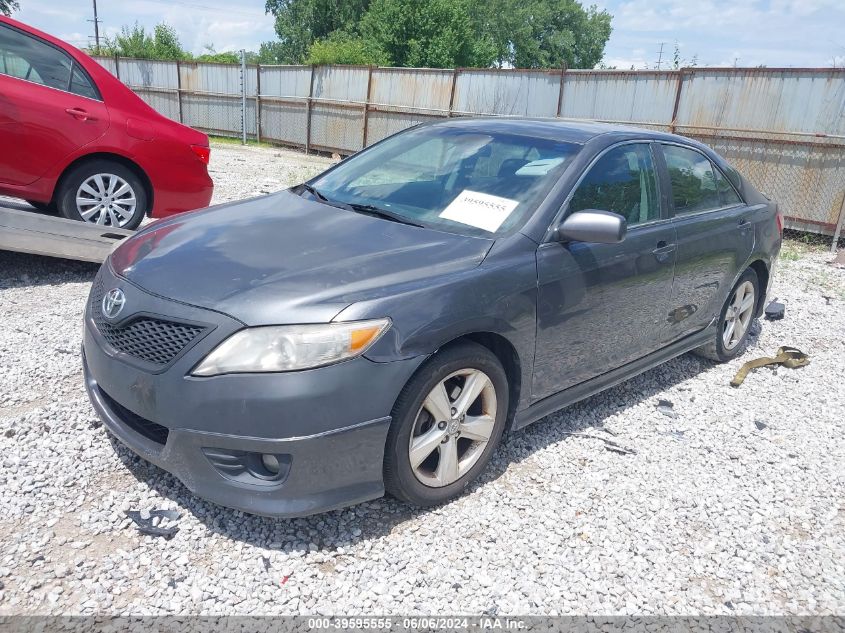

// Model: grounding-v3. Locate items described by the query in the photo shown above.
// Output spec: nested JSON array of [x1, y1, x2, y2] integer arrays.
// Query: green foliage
[[98, 22, 252, 64], [196, 45, 241, 64], [100, 22, 191, 60], [267, 0, 611, 69], [101, 0, 614, 69], [265, 0, 372, 64], [475, 0, 612, 69], [0, 0, 19, 17], [305, 32, 389, 66], [671, 41, 698, 69], [253, 41, 289, 64], [357, 0, 495, 68]]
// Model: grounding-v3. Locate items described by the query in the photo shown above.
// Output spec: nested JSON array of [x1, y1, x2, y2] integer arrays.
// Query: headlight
[[192, 319, 390, 376]]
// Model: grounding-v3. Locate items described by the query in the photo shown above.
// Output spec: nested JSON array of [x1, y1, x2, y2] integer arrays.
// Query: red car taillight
[[775, 205, 783, 234], [191, 144, 211, 165]]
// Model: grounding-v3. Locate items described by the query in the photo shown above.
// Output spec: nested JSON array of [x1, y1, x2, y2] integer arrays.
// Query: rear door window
[[661, 144, 742, 214]]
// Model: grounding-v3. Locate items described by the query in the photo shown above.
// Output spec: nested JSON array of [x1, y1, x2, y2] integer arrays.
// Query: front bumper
[[82, 265, 425, 517], [84, 352, 392, 517]]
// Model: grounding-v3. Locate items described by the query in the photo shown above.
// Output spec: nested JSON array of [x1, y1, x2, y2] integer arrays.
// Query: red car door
[[0, 22, 109, 186]]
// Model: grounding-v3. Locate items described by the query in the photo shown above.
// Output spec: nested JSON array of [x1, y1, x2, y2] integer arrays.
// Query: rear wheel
[[384, 342, 509, 507], [694, 268, 759, 362], [56, 160, 148, 230]]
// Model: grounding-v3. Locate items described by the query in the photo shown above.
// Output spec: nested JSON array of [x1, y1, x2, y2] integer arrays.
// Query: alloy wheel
[[723, 280, 756, 350], [408, 368, 497, 487], [75, 173, 137, 227]]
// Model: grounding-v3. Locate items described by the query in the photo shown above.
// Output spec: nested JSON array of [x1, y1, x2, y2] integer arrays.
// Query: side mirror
[[556, 210, 627, 244]]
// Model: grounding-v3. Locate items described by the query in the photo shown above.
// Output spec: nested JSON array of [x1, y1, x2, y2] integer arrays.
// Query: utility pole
[[240, 49, 247, 145], [89, 0, 101, 54], [655, 42, 666, 70]]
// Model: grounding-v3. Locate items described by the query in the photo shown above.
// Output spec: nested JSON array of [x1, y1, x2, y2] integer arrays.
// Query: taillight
[[191, 144, 211, 165], [775, 205, 783, 234]]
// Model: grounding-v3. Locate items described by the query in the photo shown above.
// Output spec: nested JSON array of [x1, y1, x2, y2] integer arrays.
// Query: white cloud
[[17, 0, 276, 56], [600, 0, 845, 68]]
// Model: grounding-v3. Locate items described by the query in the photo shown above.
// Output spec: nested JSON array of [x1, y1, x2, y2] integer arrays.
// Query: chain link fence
[[94, 57, 845, 248]]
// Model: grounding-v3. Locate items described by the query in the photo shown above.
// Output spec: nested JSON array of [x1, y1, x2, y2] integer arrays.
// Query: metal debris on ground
[[765, 299, 785, 320], [125, 509, 182, 539], [730, 346, 809, 387], [563, 431, 637, 455], [656, 399, 678, 418]]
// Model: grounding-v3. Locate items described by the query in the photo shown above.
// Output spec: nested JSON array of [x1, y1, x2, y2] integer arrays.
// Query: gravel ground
[[0, 142, 843, 616]]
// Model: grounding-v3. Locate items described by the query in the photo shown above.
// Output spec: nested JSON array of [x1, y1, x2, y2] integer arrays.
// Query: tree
[[305, 32, 389, 66], [196, 45, 241, 64], [100, 22, 191, 60], [671, 41, 698, 69], [358, 0, 495, 68], [0, 0, 19, 17], [254, 41, 289, 64], [265, 0, 371, 63], [474, 0, 612, 69]]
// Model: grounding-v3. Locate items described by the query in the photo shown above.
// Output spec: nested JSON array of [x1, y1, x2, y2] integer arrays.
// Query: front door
[[0, 23, 108, 186], [532, 142, 677, 401]]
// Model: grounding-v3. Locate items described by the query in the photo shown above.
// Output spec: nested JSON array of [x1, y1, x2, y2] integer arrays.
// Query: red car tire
[[56, 159, 149, 230]]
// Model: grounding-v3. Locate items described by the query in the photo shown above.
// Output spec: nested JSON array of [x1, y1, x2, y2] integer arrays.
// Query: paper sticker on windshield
[[439, 190, 519, 233], [515, 157, 565, 176]]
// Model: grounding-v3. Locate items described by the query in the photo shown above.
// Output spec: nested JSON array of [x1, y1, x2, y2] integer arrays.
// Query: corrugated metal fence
[[94, 57, 845, 245]]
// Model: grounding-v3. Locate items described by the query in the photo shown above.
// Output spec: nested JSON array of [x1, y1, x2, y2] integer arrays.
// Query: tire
[[26, 199, 56, 213], [694, 268, 759, 362], [384, 342, 509, 507], [56, 160, 148, 230]]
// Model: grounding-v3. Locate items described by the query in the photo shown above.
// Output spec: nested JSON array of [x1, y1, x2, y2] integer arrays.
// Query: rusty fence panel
[[93, 57, 845, 244]]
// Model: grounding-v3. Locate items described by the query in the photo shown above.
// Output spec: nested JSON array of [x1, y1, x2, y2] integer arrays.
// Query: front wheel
[[694, 268, 759, 362], [384, 342, 509, 507], [56, 160, 148, 230]]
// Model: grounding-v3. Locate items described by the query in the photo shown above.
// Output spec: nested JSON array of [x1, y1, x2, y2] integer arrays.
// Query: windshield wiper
[[347, 203, 425, 228], [299, 185, 424, 228], [298, 183, 353, 211]]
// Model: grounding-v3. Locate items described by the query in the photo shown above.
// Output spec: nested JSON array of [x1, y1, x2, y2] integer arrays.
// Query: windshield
[[308, 125, 581, 237]]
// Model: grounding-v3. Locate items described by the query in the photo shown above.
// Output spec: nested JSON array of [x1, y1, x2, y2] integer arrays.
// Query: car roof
[[428, 116, 678, 145]]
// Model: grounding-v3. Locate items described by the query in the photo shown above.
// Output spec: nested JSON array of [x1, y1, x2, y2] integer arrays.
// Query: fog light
[[261, 453, 281, 475]]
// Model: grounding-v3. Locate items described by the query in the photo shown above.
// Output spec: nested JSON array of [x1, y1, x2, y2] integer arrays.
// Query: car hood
[[110, 191, 493, 325]]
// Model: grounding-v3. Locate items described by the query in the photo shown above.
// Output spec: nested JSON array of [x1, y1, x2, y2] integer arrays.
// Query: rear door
[[532, 142, 677, 401], [0, 22, 108, 186], [657, 142, 754, 344]]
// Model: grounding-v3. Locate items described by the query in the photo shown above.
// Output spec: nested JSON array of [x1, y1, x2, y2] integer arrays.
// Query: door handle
[[652, 240, 676, 263], [65, 107, 95, 121], [738, 218, 752, 230]]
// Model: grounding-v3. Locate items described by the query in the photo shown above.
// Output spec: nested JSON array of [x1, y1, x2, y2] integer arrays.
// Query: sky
[[14, 0, 845, 69]]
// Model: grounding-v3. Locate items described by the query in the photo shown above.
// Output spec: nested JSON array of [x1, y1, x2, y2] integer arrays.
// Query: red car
[[0, 17, 213, 229]]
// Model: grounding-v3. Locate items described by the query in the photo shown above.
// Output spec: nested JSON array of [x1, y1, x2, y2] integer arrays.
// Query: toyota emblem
[[101, 288, 126, 319]]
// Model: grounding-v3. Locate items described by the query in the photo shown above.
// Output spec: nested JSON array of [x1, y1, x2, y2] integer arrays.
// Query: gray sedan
[[82, 119, 781, 516]]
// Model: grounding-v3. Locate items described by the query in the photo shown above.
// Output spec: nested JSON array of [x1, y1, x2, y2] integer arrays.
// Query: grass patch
[[208, 135, 276, 149], [780, 242, 805, 261], [780, 234, 833, 261]]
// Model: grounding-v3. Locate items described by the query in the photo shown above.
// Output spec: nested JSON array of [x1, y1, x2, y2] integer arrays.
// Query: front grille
[[99, 388, 170, 445], [91, 279, 205, 366]]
